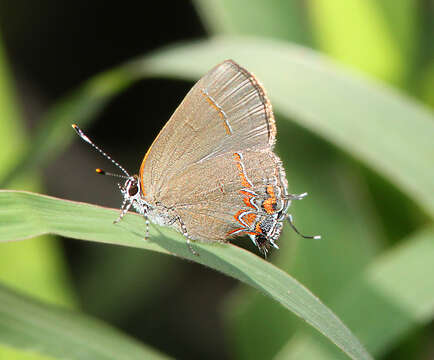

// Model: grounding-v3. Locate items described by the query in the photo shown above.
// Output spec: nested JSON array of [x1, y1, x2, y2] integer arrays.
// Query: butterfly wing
[[140, 60, 277, 203], [160, 149, 289, 242]]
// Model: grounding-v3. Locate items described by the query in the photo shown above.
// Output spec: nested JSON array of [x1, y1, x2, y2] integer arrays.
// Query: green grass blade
[[193, 0, 311, 44], [0, 190, 372, 360], [276, 226, 434, 359], [0, 344, 56, 360], [308, 0, 405, 85], [0, 283, 170, 360]]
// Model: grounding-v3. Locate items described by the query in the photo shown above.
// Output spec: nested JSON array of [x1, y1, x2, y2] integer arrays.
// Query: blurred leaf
[[3, 37, 433, 217], [420, 60, 434, 108], [276, 226, 434, 359], [308, 0, 407, 85], [193, 0, 311, 44], [0, 190, 372, 360], [0, 33, 75, 308], [78, 248, 177, 322], [0, 36, 25, 174], [0, 239, 75, 308], [376, 0, 418, 63], [0, 67, 134, 187], [0, 284, 170, 360], [276, 124, 386, 297], [0, 344, 56, 360]]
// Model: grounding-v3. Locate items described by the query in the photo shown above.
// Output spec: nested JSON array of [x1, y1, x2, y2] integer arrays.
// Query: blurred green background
[[0, 0, 433, 359]]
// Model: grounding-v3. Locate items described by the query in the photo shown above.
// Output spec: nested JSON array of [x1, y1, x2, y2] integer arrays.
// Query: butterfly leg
[[186, 238, 198, 257], [144, 215, 150, 240], [176, 216, 199, 256], [114, 197, 132, 224], [287, 214, 321, 240]]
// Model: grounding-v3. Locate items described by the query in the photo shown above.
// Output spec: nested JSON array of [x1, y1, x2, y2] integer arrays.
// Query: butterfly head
[[116, 173, 152, 220], [72, 124, 152, 219], [120, 174, 140, 198]]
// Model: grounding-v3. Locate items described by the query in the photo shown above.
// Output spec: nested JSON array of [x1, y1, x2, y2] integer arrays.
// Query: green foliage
[[0, 190, 372, 359], [1, 1, 433, 359], [0, 283, 169, 360]]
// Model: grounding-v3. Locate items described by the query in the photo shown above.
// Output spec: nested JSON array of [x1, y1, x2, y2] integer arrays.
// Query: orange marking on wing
[[233, 210, 256, 227], [139, 150, 150, 197], [244, 213, 257, 226], [239, 189, 251, 196], [233, 154, 252, 188], [230, 153, 262, 237], [139, 125, 167, 197], [227, 227, 244, 236], [255, 223, 263, 234], [204, 96, 223, 119], [237, 165, 252, 188], [263, 185, 277, 214], [233, 210, 244, 224], [242, 196, 256, 209], [201, 90, 231, 135]]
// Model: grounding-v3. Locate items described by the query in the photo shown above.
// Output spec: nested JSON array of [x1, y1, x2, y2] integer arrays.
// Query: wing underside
[[140, 60, 277, 203], [163, 149, 288, 242]]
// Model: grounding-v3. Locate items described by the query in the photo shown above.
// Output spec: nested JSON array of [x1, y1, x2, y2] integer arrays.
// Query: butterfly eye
[[128, 183, 139, 196]]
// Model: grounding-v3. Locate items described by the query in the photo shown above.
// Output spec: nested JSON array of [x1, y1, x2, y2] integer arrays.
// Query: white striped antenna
[[72, 124, 131, 177]]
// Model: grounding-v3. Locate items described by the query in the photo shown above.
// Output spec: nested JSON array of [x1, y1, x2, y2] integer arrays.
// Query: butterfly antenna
[[287, 214, 321, 240], [95, 168, 129, 179], [72, 124, 130, 177]]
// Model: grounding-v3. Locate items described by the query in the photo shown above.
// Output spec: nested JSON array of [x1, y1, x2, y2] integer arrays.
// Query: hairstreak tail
[[73, 59, 320, 256]]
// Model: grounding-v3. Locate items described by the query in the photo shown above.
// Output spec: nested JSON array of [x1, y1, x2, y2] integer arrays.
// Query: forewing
[[140, 60, 276, 202]]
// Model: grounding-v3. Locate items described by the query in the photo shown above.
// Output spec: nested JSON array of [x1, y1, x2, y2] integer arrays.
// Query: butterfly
[[73, 60, 319, 256]]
